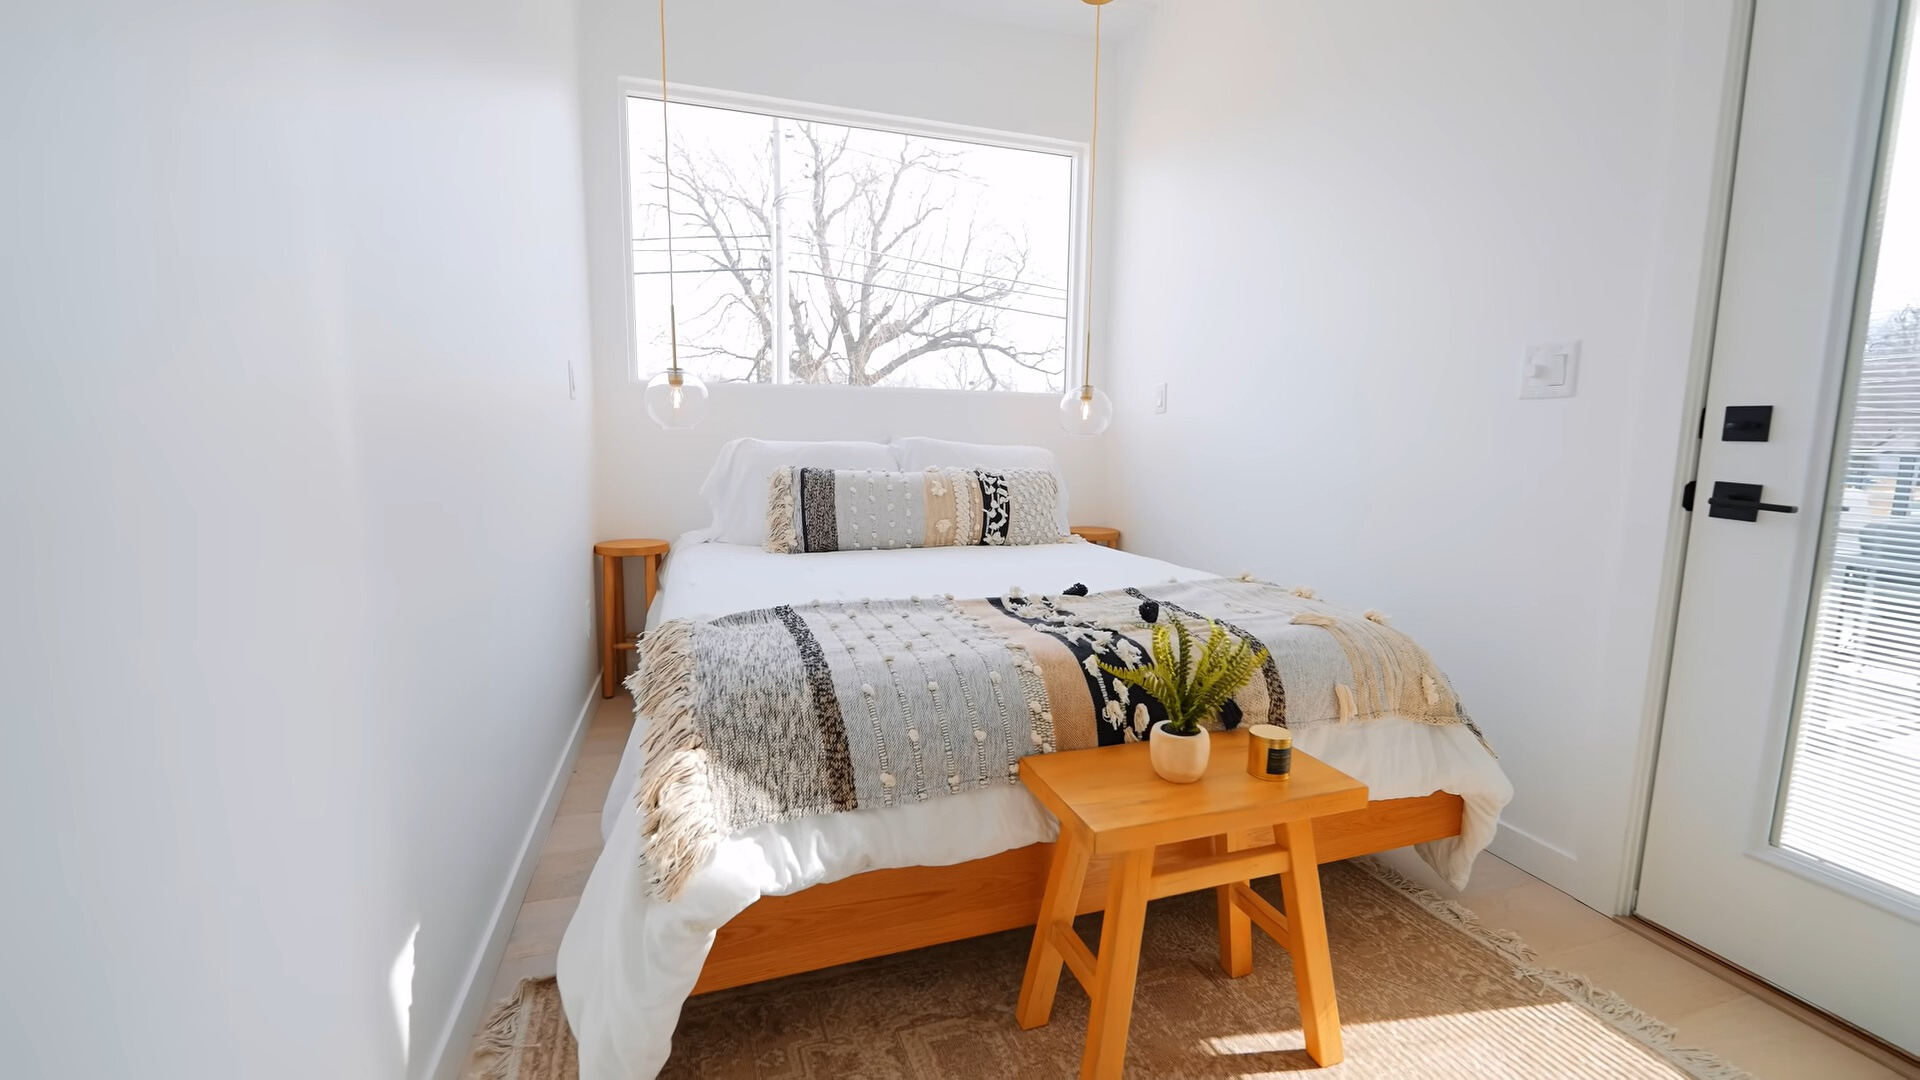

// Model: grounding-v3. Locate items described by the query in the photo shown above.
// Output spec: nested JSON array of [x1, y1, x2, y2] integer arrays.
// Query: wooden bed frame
[[690, 790, 1464, 995]]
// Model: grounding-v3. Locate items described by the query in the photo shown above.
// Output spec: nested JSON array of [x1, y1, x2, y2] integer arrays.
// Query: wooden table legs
[[598, 552, 622, 699], [1214, 830, 1255, 978], [595, 544, 665, 699], [1016, 824, 1345, 1078], [1278, 819, 1343, 1065], [1211, 820, 1343, 1065], [1081, 849, 1153, 1080], [1016, 828, 1093, 1031]]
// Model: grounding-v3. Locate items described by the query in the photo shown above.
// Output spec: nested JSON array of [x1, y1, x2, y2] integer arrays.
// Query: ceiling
[[862, 0, 1157, 38]]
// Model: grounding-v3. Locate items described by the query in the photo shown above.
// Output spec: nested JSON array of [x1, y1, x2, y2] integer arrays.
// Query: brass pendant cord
[[658, 0, 681, 380], [1079, 2, 1102, 396]]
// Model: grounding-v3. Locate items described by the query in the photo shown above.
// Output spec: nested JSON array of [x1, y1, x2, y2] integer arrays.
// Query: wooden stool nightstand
[[594, 538, 668, 699], [1015, 732, 1368, 1078], [1070, 525, 1121, 549]]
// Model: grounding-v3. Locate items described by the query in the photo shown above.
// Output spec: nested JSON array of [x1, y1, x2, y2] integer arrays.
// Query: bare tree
[[635, 118, 1065, 389], [1860, 305, 1920, 452], [631, 127, 780, 381], [1856, 304, 1920, 517]]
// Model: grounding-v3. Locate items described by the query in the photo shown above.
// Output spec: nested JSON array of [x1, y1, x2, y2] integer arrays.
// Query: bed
[[557, 537, 1512, 1080]]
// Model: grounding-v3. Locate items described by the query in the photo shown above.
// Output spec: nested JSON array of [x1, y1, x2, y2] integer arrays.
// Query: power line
[[634, 243, 1069, 308], [633, 224, 1068, 294], [631, 266, 1067, 323], [638, 240, 1069, 301], [789, 235, 1069, 295], [783, 269, 1067, 320]]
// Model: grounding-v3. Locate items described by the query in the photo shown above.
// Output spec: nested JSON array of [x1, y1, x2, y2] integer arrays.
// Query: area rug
[[474, 859, 1751, 1079]]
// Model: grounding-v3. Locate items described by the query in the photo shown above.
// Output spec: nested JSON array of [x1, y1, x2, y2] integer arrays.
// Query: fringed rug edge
[[1354, 858, 1756, 1080], [470, 976, 556, 1080]]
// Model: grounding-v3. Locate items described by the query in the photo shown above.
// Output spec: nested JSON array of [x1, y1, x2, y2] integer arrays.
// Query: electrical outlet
[[586, 599, 595, 643], [1154, 382, 1169, 414]]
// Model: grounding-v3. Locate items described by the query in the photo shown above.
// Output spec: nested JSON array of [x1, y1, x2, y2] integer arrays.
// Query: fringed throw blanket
[[630, 577, 1478, 900]]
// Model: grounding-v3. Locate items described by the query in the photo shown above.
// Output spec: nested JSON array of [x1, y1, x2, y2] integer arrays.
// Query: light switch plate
[[1154, 382, 1168, 414], [1520, 340, 1580, 399]]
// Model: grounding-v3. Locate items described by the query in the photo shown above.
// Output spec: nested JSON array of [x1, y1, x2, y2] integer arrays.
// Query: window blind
[[1776, 310, 1920, 902]]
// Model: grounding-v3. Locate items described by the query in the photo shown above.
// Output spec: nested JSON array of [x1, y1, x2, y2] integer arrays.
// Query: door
[[1638, 0, 1920, 1053]]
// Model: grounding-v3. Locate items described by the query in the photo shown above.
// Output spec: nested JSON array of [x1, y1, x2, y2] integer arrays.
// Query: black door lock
[[1706, 481, 1798, 521], [1722, 405, 1774, 442]]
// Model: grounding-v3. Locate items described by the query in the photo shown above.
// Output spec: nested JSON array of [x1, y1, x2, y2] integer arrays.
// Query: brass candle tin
[[1246, 724, 1292, 781]]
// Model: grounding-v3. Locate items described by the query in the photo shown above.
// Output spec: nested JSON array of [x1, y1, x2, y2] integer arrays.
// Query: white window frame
[[617, 78, 1090, 394]]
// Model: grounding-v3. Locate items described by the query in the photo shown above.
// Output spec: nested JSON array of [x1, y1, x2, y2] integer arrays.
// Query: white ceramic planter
[[1149, 721, 1210, 783]]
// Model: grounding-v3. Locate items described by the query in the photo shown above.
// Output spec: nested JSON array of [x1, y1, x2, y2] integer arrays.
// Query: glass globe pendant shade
[[1058, 384, 1113, 435], [644, 369, 709, 429]]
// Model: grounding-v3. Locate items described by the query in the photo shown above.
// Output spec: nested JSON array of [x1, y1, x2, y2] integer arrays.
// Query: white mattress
[[560, 541, 1512, 1080]]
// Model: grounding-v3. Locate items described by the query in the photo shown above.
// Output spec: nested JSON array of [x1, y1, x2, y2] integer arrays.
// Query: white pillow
[[692, 438, 898, 546], [890, 437, 1070, 537]]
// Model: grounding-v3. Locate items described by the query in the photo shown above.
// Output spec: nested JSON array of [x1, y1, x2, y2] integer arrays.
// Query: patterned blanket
[[629, 577, 1476, 900]]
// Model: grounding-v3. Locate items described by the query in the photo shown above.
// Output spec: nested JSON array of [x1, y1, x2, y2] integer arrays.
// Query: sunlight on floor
[[1206, 1000, 1698, 1079], [1202, 1031, 1300, 1055]]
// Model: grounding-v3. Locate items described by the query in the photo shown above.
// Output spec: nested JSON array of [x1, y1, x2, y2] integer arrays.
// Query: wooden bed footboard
[[690, 791, 1465, 995]]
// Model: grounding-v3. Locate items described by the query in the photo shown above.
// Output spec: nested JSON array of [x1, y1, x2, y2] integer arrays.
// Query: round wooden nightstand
[[1071, 526, 1121, 550], [594, 538, 669, 698]]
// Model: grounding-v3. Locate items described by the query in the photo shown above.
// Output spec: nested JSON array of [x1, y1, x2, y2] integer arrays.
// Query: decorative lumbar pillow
[[689, 438, 898, 547], [890, 437, 1071, 537], [981, 467, 1063, 547], [766, 466, 1063, 553]]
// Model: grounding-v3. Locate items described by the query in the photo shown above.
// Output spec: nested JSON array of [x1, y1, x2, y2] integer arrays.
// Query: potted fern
[[1100, 616, 1268, 783]]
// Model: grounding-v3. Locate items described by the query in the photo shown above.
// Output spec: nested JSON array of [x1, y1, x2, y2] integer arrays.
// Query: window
[[624, 89, 1078, 392], [1772, 30, 1920, 902]]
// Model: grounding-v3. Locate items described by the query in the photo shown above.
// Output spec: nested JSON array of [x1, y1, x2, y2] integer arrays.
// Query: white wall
[[0, 6, 1755, 1075], [1100, 0, 1742, 909], [0, 2, 595, 1077], [575, 0, 1119, 545]]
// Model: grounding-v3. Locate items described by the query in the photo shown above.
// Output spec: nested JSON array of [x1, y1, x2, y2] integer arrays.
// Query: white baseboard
[[422, 676, 599, 1080], [1488, 818, 1579, 877], [1489, 820, 1641, 914]]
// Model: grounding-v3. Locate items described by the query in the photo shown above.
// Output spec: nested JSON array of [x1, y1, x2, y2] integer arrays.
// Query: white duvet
[[557, 541, 1513, 1080]]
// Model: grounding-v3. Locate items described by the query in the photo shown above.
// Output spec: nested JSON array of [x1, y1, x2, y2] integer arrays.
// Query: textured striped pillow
[[765, 466, 1063, 553]]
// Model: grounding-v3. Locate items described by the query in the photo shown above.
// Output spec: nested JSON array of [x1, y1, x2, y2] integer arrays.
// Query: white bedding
[[559, 541, 1513, 1080]]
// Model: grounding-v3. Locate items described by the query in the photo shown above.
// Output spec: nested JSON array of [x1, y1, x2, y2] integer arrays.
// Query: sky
[[1867, 32, 1920, 320]]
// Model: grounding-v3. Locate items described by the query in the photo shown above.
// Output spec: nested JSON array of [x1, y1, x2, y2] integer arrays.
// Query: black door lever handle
[[1708, 495, 1798, 513], [1706, 481, 1799, 522]]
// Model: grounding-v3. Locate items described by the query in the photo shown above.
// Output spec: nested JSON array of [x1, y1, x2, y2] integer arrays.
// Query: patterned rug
[[473, 860, 1750, 1079]]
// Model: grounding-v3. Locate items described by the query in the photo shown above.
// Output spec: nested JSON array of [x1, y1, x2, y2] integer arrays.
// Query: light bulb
[[644, 369, 708, 429], [1058, 384, 1112, 435]]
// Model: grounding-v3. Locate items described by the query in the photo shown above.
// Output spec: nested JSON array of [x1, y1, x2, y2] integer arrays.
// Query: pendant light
[[643, 0, 709, 429], [1059, 0, 1115, 436]]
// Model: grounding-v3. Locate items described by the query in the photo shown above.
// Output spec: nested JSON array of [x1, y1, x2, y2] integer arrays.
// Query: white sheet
[[560, 541, 1512, 1080]]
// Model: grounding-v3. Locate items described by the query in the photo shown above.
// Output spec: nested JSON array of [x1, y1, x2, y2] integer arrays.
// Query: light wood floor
[[462, 693, 1911, 1079]]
